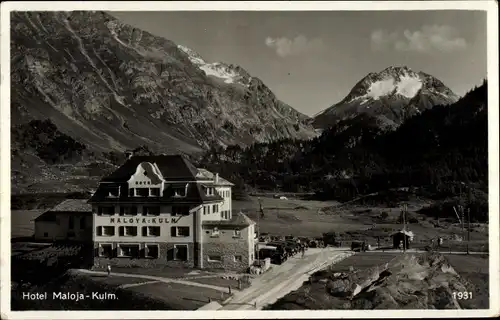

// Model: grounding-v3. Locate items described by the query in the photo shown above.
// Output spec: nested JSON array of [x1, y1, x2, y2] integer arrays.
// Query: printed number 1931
[[453, 292, 472, 300]]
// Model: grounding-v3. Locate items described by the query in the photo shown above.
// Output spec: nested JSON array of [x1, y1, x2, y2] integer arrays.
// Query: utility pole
[[255, 197, 262, 265], [402, 203, 407, 253], [467, 208, 471, 254]]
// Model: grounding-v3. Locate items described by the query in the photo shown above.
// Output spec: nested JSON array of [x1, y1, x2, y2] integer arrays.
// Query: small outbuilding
[[391, 230, 414, 249], [34, 199, 92, 242]]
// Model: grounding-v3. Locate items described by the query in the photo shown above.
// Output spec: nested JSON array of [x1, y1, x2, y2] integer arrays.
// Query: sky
[[110, 10, 487, 117]]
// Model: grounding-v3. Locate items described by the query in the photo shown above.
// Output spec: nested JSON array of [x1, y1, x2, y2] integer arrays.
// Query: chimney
[[214, 173, 219, 184]]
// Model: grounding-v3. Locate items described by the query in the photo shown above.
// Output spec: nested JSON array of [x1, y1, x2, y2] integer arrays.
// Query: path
[[118, 280, 161, 289], [219, 248, 353, 310], [364, 249, 488, 255], [75, 269, 233, 292]]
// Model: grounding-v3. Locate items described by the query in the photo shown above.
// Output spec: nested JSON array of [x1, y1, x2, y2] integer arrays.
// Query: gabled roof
[[50, 199, 92, 212], [202, 212, 255, 228], [391, 230, 414, 237], [34, 199, 92, 222], [88, 180, 223, 204], [196, 168, 234, 186], [101, 155, 199, 183]]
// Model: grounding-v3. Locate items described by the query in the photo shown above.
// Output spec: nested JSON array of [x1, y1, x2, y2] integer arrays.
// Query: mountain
[[10, 11, 316, 157], [313, 66, 459, 129], [200, 81, 488, 220]]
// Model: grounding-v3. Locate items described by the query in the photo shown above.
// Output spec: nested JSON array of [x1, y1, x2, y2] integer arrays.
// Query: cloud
[[371, 25, 467, 53], [265, 35, 324, 58]]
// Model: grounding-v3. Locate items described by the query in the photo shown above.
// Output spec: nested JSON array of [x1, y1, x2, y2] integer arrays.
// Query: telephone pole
[[467, 208, 471, 255], [402, 203, 407, 253], [255, 197, 262, 265]]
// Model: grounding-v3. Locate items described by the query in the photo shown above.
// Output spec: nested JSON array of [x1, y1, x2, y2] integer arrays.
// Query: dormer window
[[205, 187, 214, 196], [174, 188, 185, 197], [150, 188, 160, 197], [108, 186, 120, 198], [136, 188, 149, 197]]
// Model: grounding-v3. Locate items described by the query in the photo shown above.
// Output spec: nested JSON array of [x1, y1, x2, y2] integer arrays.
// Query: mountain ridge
[[313, 66, 459, 129], [11, 11, 317, 156]]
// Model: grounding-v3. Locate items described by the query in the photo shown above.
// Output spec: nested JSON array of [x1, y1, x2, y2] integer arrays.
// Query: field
[[125, 281, 229, 310], [444, 254, 490, 309], [11, 209, 44, 239], [233, 196, 489, 249]]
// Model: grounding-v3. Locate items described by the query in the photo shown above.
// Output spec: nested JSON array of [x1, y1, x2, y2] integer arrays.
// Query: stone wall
[[92, 242, 196, 269], [203, 241, 250, 272]]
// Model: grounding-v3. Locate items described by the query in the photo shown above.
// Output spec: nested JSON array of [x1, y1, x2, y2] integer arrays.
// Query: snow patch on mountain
[[199, 63, 239, 84], [396, 75, 422, 98], [366, 79, 396, 100], [178, 44, 245, 85]]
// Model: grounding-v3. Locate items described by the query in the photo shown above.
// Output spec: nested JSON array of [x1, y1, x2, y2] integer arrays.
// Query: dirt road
[[219, 248, 353, 310]]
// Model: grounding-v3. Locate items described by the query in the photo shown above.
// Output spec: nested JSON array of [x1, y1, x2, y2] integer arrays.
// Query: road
[[219, 248, 353, 310]]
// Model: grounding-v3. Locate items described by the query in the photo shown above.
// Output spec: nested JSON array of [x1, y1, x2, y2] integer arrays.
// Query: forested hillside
[[199, 81, 488, 220]]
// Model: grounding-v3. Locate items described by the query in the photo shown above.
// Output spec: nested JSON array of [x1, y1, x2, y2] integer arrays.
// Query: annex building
[[88, 155, 256, 271], [34, 199, 93, 242]]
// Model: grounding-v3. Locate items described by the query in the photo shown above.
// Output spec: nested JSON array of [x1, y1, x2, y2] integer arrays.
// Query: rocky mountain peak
[[314, 66, 459, 129]]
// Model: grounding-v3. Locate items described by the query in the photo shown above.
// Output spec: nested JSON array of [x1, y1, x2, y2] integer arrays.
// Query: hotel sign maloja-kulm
[[109, 217, 182, 224]]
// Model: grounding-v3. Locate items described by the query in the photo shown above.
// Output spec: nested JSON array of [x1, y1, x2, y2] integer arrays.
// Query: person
[[399, 240, 404, 251], [438, 237, 443, 247], [301, 245, 305, 258], [107, 264, 112, 276]]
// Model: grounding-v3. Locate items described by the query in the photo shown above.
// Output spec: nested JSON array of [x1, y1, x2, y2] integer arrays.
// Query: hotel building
[[88, 155, 256, 271]]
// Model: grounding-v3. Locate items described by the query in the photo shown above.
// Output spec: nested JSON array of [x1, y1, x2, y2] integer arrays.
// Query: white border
[[1, 1, 498, 319]]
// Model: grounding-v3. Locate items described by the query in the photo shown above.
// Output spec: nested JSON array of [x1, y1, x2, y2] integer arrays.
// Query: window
[[143, 206, 160, 216], [212, 204, 217, 213], [203, 206, 207, 215], [80, 217, 86, 229], [98, 206, 115, 215], [43, 232, 48, 237], [206, 187, 214, 196], [142, 226, 161, 237], [234, 255, 242, 262], [68, 216, 74, 229], [120, 206, 138, 216], [108, 187, 120, 197], [136, 188, 149, 197], [171, 226, 190, 237], [150, 188, 160, 197], [173, 187, 186, 197], [145, 244, 159, 258], [174, 244, 188, 261], [119, 226, 137, 237], [129, 188, 135, 197], [118, 244, 140, 258], [221, 211, 224, 219], [233, 229, 241, 238], [208, 255, 222, 262], [97, 226, 115, 236], [99, 244, 113, 258], [207, 206, 211, 215], [172, 206, 189, 216]]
